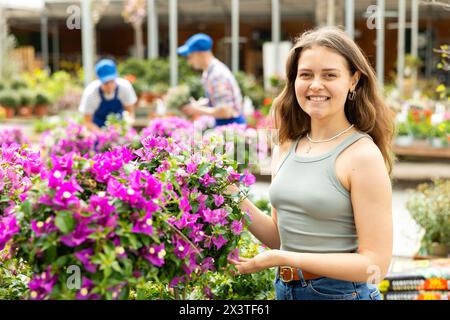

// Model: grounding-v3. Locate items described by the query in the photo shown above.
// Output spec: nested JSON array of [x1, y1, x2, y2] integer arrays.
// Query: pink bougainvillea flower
[[28, 267, 58, 300], [142, 243, 166, 267], [76, 277, 101, 300], [60, 223, 92, 247], [173, 236, 191, 260], [74, 248, 97, 273], [212, 194, 224, 207], [132, 213, 154, 236], [230, 220, 243, 236], [31, 217, 57, 237], [199, 173, 216, 188], [241, 170, 256, 187], [0, 215, 20, 251], [212, 234, 227, 250]]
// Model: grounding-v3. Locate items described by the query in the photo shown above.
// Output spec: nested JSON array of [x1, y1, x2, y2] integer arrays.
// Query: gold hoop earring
[[348, 90, 356, 101]]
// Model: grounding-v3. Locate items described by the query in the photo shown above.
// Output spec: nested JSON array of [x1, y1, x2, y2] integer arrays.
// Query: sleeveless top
[[268, 131, 373, 253]]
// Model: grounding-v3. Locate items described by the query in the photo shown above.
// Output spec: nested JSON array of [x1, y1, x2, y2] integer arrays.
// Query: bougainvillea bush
[[140, 116, 194, 142], [7, 131, 254, 299], [1, 144, 42, 249], [0, 128, 30, 146], [39, 115, 140, 157]]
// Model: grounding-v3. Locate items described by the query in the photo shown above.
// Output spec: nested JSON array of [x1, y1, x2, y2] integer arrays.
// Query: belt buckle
[[280, 266, 294, 283]]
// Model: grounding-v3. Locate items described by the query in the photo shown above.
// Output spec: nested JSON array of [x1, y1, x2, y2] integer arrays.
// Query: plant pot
[[1, 105, 15, 118], [395, 135, 414, 146], [427, 242, 449, 257], [429, 137, 445, 148], [34, 104, 48, 117], [18, 105, 33, 118], [0, 106, 6, 120]]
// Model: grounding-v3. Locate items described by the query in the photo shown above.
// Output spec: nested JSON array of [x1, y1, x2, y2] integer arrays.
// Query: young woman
[[228, 26, 395, 300]]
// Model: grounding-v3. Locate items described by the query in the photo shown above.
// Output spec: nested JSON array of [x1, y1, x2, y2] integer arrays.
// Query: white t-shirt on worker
[[78, 78, 138, 115]]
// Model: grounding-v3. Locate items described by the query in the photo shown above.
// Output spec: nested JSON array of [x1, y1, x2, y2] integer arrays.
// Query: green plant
[[192, 232, 275, 300], [34, 92, 51, 106], [396, 122, 411, 136], [185, 76, 204, 100], [404, 54, 423, 77], [0, 254, 31, 300], [434, 44, 449, 100], [10, 77, 28, 90], [410, 122, 433, 139], [406, 179, 450, 251], [18, 90, 36, 106], [163, 84, 191, 113], [149, 82, 169, 96], [233, 71, 266, 108], [0, 89, 20, 109]]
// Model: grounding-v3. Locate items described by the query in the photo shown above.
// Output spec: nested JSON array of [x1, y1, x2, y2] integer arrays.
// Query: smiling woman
[[228, 26, 395, 300]]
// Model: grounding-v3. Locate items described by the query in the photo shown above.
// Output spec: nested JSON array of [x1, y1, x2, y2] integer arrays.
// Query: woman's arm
[[233, 143, 292, 249], [238, 198, 280, 249], [232, 140, 393, 283]]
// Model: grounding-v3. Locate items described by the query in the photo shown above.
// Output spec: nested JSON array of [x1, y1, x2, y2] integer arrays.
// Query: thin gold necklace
[[305, 124, 354, 153]]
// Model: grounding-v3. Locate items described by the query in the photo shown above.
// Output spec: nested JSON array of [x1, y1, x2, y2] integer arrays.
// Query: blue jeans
[[274, 270, 382, 300]]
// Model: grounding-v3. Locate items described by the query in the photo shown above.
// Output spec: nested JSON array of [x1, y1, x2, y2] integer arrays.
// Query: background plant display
[[39, 114, 140, 157], [0, 128, 30, 146], [407, 179, 450, 257]]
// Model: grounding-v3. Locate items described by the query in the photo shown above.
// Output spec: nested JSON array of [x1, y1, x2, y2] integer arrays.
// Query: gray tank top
[[268, 131, 373, 253]]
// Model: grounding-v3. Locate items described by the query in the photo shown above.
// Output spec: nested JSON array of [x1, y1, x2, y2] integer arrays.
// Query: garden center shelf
[[393, 144, 450, 159]]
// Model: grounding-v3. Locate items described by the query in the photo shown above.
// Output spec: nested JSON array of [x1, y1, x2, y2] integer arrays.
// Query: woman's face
[[294, 45, 359, 121]]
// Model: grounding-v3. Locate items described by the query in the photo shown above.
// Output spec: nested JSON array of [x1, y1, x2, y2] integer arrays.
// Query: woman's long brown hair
[[272, 26, 395, 173]]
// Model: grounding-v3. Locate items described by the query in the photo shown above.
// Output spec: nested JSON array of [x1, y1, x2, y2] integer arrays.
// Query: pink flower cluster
[[0, 128, 30, 146]]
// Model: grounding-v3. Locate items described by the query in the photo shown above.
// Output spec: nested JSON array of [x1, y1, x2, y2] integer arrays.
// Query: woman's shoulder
[[273, 138, 296, 157], [345, 132, 385, 166]]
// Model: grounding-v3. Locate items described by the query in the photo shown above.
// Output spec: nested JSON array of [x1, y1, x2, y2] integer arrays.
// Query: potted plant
[[407, 179, 450, 257], [10, 77, 28, 90], [17, 90, 36, 118], [429, 121, 449, 148], [0, 89, 20, 118], [33, 92, 51, 117], [395, 121, 414, 146]]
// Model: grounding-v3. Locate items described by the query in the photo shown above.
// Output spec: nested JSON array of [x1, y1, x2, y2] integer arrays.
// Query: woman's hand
[[228, 250, 282, 274], [224, 184, 240, 196]]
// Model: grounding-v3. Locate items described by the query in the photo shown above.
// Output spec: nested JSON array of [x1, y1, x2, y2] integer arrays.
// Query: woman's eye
[[299, 73, 311, 78], [324, 73, 337, 78]]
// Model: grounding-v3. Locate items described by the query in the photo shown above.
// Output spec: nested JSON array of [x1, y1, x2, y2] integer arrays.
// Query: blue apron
[[93, 85, 124, 128], [215, 114, 246, 126]]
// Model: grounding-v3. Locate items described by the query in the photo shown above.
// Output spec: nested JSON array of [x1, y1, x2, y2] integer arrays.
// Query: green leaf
[[21, 200, 32, 217], [128, 234, 141, 250], [198, 163, 210, 176], [54, 211, 75, 234], [111, 261, 122, 273]]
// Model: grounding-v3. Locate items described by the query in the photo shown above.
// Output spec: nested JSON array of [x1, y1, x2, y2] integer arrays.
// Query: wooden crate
[[11, 46, 42, 72]]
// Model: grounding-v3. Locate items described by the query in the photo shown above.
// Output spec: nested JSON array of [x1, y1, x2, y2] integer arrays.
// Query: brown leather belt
[[278, 266, 321, 283]]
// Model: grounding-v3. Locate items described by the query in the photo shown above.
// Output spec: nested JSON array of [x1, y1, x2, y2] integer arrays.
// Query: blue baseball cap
[[95, 59, 118, 83], [177, 33, 213, 56]]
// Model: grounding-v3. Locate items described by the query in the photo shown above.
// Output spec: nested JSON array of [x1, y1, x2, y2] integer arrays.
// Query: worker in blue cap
[[177, 33, 246, 127], [79, 58, 137, 132]]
